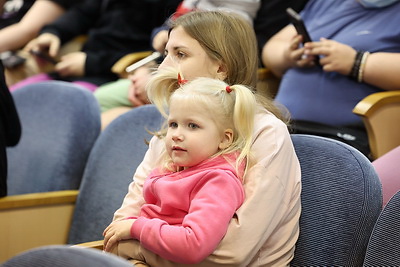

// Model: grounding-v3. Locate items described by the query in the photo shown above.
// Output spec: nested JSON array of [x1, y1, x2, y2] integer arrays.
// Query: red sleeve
[[130, 170, 244, 264]]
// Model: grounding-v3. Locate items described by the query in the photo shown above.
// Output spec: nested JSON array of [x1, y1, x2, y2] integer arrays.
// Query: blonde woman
[[104, 71, 259, 264], [110, 11, 301, 267]]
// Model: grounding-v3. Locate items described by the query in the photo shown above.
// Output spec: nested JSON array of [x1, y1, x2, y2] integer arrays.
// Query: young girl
[[103, 69, 258, 264], [110, 11, 301, 267]]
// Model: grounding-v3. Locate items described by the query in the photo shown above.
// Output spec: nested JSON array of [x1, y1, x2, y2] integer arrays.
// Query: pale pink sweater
[[113, 109, 302, 267], [129, 155, 244, 264]]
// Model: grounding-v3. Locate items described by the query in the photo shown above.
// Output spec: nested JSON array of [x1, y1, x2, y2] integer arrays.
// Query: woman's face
[[159, 26, 224, 81]]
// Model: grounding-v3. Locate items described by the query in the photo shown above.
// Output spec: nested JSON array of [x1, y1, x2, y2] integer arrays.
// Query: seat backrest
[[290, 134, 382, 267], [2, 245, 133, 267], [363, 190, 400, 266], [67, 104, 163, 244], [6, 81, 100, 195], [372, 145, 400, 207]]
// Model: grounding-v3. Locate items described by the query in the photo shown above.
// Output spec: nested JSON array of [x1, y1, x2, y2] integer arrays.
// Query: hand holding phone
[[29, 50, 58, 65], [286, 7, 320, 66]]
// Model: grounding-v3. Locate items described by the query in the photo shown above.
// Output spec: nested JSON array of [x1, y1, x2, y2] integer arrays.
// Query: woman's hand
[[304, 38, 357, 75], [152, 30, 168, 53], [24, 33, 61, 58], [55, 51, 87, 77], [103, 219, 136, 252], [285, 34, 316, 69]]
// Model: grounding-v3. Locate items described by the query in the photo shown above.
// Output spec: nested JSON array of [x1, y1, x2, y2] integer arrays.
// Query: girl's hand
[[103, 219, 136, 252], [304, 38, 357, 75]]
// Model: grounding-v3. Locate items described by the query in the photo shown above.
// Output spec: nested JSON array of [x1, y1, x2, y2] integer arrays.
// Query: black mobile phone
[[286, 7, 320, 65], [29, 50, 58, 65], [1, 53, 26, 68]]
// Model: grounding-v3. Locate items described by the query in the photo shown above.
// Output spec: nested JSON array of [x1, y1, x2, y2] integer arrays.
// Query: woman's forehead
[[167, 26, 201, 49]]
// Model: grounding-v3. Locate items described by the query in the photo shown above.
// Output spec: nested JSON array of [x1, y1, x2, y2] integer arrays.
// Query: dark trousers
[[289, 120, 371, 160]]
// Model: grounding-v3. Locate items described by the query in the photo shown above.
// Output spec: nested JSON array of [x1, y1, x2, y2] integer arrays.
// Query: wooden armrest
[[75, 240, 104, 250], [0, 190, 79, 262], [0, 190, 78, 209], [111, 51, 153, 78], [353, 90, 400, 159]]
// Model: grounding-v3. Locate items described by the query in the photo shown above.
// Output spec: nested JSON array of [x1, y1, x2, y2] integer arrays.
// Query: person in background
[[104, 72, 258, 265], [262, 0, 400, 159], [110, 10, 301, 267], [0, 0, 78, 55], [94, 0, 309, 130], [7, 0, 181, 91], [0, 60, 20, 197]]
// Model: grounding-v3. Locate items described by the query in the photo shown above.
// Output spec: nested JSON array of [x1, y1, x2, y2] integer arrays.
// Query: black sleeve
[[0, 61, 21, 197], [0, 62, 21, 147]]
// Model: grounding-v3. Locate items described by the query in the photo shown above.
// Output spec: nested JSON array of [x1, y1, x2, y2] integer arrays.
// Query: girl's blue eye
[[169, 122, 178, 128], [188, 123, 199, 129]]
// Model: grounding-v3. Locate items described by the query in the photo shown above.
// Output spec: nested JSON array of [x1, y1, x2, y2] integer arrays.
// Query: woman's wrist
[[349, 50, 370, 82]]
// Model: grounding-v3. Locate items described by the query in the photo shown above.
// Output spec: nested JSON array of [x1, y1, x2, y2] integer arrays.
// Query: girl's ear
[[219, 129, 233, 150]]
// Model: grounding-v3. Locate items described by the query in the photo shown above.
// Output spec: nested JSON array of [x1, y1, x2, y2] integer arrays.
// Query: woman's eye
[[176, 52, 185, 59], [188, 123, 199, 129]]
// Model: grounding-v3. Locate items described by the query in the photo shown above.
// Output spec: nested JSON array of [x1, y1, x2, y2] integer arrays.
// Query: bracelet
[[357, 51, 370, 83], [349, 51, 364, 81]]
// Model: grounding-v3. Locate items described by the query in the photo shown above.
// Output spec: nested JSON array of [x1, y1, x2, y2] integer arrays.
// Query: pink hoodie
[[129, 154, 245, 264]]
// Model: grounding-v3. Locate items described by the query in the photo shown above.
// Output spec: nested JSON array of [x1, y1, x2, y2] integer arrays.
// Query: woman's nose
[[159, 55, 175, 70]]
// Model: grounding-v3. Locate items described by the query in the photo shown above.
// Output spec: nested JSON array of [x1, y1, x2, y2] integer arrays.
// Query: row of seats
[[0, 81, 394, 265], [3, 190, 400, 266]]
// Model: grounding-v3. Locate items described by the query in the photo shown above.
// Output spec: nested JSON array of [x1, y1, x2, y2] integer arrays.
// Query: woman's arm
[[112, 136, 163, 221], [304, 39, 400, 91], [0, 0, 66, 53], [362, 52, 400, 91], [262, 24, 311, 77]]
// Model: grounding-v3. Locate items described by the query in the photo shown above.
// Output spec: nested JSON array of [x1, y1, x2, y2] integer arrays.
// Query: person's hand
[[304, 38, 357, 75], [55, 51, 87, 77], [127, 66, 152, 106], [24, 33, 61, 58], [284, 34, 316, 69], [103, 219, 135, 252], [152, 30, 168, 53]]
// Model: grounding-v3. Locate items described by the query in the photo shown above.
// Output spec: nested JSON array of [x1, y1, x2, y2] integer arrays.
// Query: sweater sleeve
[[130, 171, 245, 264], [113, 136, 164, 221], [40, 0, 100, 44]]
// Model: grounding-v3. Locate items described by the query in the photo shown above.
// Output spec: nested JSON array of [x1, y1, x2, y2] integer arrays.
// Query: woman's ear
[[216, 63, 228, 81], [219, 129, 233, 150]]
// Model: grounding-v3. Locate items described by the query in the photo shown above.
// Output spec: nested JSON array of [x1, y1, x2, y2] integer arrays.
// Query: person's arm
[[303, 38, 400, 91], [131, 170, 244, 264], [0, 0, 66, 53], [262, 24, 311, 77], [362, 52, 400, 91], [112, 136, 164, 221]]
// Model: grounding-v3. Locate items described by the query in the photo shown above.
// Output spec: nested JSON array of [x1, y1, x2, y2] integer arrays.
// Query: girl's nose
[[172, 131, 183, 141]]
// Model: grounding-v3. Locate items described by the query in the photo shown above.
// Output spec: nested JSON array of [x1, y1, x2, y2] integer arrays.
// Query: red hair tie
[[226, 85, 232, 93], [177, 73, 188, 85]]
